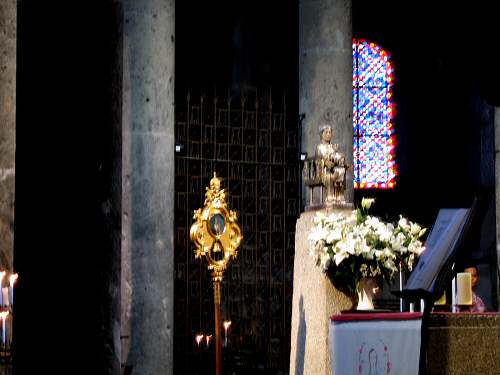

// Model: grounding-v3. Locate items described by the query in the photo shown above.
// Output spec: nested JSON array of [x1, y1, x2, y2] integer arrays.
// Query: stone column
[[122, 1, 175, 373], [0, 0, 16, 271], [290, 209, 354, 375], [299, 0, 353, 203]]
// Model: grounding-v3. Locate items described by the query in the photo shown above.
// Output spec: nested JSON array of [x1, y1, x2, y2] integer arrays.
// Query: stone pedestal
[[289, 208, 354, 375]]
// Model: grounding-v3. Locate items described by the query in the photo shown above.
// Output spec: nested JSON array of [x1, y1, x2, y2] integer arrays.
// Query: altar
[[427, 312, 500, 374]]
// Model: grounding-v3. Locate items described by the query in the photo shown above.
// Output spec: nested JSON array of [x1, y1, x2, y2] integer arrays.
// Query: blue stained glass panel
[[353, 39, 396, 189], [354, 87, 390, 136]]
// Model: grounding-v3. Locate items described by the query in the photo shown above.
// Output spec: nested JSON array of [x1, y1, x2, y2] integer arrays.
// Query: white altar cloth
[[329, 312, 422, 375]]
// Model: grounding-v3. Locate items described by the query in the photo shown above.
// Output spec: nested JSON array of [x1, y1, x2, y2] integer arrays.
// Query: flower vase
[[356, 277, 377, 310]]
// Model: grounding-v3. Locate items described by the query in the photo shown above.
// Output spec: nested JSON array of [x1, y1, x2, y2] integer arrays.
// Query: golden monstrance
[[190, 173, 243, 375]]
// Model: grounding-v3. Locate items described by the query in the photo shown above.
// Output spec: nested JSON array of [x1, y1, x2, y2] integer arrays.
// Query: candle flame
[[205, 334, 212, 346], [0, 311, 8, 320], [195, 334, 204, 346], [9, 274, 18, 287], [223, 321, 232, 330]]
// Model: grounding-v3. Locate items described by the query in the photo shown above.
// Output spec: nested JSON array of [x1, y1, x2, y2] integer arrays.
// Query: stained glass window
[[353, 39, 396, 189]]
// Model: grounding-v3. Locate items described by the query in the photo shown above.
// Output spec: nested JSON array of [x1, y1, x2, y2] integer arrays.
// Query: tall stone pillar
[[0, 0, 16, 271], [122, 1, 175, 373], [291, 1, 354, 374], [299, 0, 353, 203]]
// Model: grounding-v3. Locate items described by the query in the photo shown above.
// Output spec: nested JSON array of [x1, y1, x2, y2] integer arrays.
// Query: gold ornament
[[190, 172, 243, 375]]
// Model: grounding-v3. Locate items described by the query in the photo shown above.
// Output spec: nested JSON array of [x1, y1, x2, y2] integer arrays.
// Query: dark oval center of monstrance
[[209, 213, 226, 261], [209, 213, 226, 236]]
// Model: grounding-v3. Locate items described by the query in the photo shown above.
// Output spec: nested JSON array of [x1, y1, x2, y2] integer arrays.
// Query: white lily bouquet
[[309, 198, 427, 295]]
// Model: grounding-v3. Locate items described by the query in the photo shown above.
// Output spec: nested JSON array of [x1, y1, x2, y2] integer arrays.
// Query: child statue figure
[[315, 125, 351, 204]]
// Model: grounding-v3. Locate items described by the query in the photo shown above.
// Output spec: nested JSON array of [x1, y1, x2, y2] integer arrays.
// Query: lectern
[[396, 203, 476, 308], [394, 202, 477, 375]]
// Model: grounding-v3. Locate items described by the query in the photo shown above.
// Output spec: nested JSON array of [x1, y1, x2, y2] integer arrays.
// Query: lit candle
[[195, 334, 204, 347], [9, 274, 18, 307], [456, 272, 472, 306], [0, 311, 8, 346], [0, 272, 5, 306], [1, 288, 9, 308], [205, 334, 212, 348], [223, 321, 232, 347], [451, 276, 457, 312]]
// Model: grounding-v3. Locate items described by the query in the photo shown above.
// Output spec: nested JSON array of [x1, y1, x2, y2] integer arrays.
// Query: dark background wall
[[178, 0, 499, 228], [176, 0, 298, 100], [353, 0, 498, 220]]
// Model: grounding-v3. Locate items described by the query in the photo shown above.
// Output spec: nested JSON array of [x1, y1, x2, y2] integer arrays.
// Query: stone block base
[[289, 208, 355, 375], [427, 313, 500, 374]]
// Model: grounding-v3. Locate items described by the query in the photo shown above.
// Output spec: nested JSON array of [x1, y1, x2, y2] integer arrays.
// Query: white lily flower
[[325, 213, 340, 224], [408, 241, 420, 254], [410, 222, 421, 236], [398, 217, 410, 231], [361, 197, 375, 210], [377, 226, 392, 242], [308, 202, 425, 292], [334, 251, 348, 265], [365, 249, 375, 260], [343, 240, 356, 255], [383, 248, 395, 258], [390, 237, 402, 252], [396, 232, 406, 243], [412, 243, 425, 256], [326, 228, 342, 243], [309, 227, 329, 243], [385, 259, 397, 271]]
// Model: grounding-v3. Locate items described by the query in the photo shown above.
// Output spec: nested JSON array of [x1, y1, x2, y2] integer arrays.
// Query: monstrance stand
[[190, 173, 243, 375]]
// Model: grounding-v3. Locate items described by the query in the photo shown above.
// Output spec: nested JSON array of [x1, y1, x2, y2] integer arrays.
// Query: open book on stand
[[394, 203, 476, 303]]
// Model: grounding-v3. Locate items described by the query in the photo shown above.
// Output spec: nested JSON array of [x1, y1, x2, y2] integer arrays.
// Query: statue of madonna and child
[[314, 124, 352, 204]]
